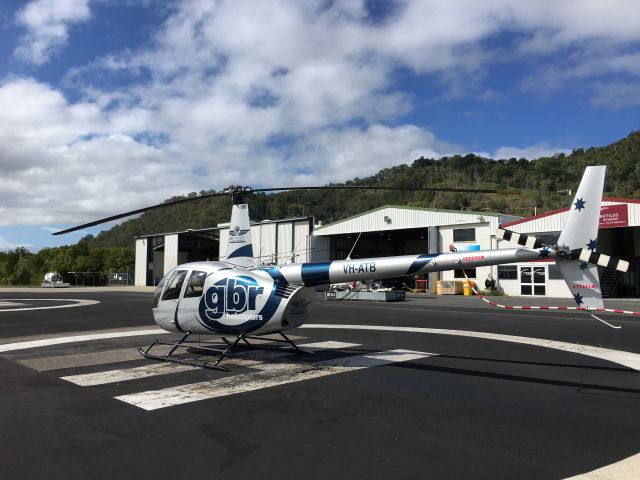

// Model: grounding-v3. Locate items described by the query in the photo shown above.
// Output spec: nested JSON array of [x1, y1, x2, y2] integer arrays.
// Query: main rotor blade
[[52, 192, 226, 235], [252, 186, 519, 194], [53, 184, 519, 235]]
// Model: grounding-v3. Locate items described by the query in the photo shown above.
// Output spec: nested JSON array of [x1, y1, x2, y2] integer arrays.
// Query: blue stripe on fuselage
[[301, 262, 332, 286], [256, 267, 289, 286], [407, 254, 439, 275]]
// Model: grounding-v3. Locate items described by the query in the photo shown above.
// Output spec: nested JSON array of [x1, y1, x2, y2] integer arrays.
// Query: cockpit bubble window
[[184, 270, 207, 298], [152, 275, 168, 308], [161, 270, 188, 301]]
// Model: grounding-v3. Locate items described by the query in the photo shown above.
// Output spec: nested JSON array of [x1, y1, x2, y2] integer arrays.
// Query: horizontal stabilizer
[[496, 228, 544, 249], [576, 249, 629, 272]]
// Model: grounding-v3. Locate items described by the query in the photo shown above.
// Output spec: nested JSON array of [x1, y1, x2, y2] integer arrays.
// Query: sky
[[0, 0, 639, 251]]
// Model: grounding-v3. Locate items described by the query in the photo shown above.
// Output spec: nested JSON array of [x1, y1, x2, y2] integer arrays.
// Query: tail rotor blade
[[496, 228, 545, 249], [576, 249, 629, 272]]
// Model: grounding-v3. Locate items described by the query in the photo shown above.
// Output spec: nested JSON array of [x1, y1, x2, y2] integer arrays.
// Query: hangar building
[[134, 204, 520, 291], [134, 216, 314, 286], [310, 205, 519, 290], [133, 199, 640, 298], [495, 198, 640, 299]]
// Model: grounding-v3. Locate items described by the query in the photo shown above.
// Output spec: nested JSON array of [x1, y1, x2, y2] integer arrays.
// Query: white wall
[[439, 223, 492, 281], [277, 222, 293, 263], [497, 262, 572, 298], [134, 238, 148, 286], [294, 222, 311, 263], [163, 234, 179, 274]]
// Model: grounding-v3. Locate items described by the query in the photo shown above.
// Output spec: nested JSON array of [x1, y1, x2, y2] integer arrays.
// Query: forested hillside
[[1, 130, 638, 286], [0, 242, 133, 286], [90, 130, 640, 248]]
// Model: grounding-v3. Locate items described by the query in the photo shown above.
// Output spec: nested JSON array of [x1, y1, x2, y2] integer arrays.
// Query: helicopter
[[55, 165, 627, 369]]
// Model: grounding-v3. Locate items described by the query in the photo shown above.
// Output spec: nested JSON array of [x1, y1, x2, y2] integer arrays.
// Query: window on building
[[453, 228, 476, 242], [520, 266, 546, 296], [536, 232, 560, 246], [548, 264, 563, 280], [454, 268, 476, 279], [498, 265, 517, 280]]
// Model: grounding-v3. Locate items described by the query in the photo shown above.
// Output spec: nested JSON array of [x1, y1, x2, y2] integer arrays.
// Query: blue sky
[[0, 0, 639, 251]]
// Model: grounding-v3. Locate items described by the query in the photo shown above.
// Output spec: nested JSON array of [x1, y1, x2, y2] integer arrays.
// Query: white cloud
[[491, 144, 571, 160], [590, 82, 640, 109], [0, 78, 189, 225], [14, 0, 91, 65], [0, 234, 18, 250], [288, 124, 463, 184]]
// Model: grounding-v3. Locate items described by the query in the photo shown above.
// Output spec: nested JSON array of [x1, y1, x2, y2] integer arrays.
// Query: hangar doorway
[[327, 228, 430, 291], [141, 230, 220, 286], [328, 228, 428, 260], [179, 230, 219, 263], [598, 226, 640, 297]]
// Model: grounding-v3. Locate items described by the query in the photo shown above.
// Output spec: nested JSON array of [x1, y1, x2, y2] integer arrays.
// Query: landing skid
[[221, 331, 306, 354], [138, 330, 304, 370]]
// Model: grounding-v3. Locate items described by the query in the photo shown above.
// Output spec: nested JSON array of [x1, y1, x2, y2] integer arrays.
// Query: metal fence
[[67, 271, 133, 287]]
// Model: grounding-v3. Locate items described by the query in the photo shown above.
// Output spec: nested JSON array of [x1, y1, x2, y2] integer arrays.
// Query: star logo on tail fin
[[574, 197, 586, 211], [579, 261, 589, 271], [574, 292, 584, 305], [586, 239, 597, 251]]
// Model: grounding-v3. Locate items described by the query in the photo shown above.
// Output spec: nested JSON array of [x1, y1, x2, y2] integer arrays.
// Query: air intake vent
[[274, 283, 300, 299]]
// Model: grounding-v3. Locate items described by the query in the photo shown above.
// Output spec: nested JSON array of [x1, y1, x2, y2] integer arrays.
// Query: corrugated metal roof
[[501, 197, 640, 233], [314, 204, 512, 236], [134, 216, 311, 239]]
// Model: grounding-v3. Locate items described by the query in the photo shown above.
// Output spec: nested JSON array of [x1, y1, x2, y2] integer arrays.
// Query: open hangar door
[[597, 225, 640, 297], [328, 228, 430, 290], [178, 230, 219, 263], [136, 229, 220, 286]]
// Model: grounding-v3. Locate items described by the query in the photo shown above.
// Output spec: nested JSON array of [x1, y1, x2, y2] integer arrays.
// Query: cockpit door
[[175, 270, 208, 332], [153, 269, 188, 332]]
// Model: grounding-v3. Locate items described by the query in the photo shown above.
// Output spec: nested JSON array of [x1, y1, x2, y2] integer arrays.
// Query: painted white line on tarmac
[[115, 349, 433, 411], [0, 328, 168, 353], [565, 452, 640, 480], [19, 348, 146, 371], [0, 302, 28, 308], [302, 324, 640, 372], [0, 298, 100, 312], [61, 363, 199, 386], [298, 341, 360, 351], [60, 340, 362, 386]]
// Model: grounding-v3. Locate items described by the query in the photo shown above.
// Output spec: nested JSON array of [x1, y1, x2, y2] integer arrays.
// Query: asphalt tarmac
[[1, 290, 640, 479]]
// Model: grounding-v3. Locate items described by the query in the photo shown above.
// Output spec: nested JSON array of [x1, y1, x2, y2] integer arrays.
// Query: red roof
[[501, 197, 638, 227]]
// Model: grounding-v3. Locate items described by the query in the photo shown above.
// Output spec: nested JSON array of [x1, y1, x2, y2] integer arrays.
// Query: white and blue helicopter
[[55, 165, 627, 369]]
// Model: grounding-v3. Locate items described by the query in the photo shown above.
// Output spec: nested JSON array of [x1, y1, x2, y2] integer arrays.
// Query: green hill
[[90, 130, 640, 248]]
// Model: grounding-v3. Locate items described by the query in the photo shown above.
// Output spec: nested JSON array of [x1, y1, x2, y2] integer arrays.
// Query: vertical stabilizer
[[226, 204, 254, 268], [556, 165, 606, 308]]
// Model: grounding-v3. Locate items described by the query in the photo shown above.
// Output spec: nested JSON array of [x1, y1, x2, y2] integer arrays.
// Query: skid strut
[[138, 330, 304, 370], [221, 331, 305, 353], [138, 330, 231, 371]]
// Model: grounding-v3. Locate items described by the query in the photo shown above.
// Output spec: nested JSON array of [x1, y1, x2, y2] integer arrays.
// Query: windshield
[[161, 270, 188, 301], [152, 274, 168, 308]]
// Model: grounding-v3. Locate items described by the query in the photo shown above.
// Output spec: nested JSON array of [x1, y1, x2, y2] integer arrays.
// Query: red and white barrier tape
[[459, 268, 640, 317]]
